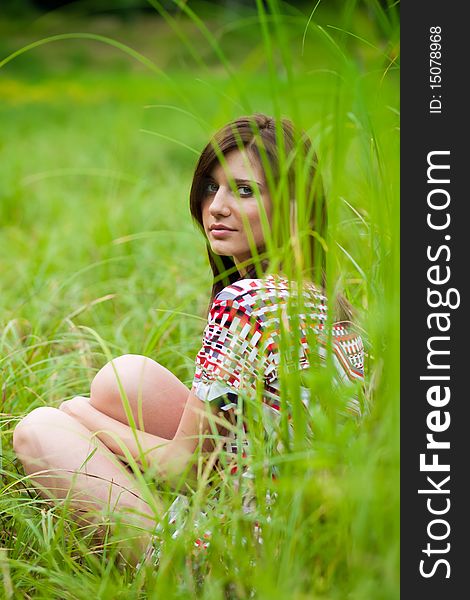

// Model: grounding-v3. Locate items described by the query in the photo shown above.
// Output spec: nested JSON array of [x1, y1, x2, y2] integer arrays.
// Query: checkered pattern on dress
[[192, 275, 364, 414]]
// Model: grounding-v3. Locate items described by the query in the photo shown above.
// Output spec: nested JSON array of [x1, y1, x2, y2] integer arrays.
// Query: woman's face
[[201, 148, 272, 271]]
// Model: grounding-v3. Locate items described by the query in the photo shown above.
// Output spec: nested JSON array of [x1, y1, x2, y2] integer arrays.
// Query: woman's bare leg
[[13, 406, 159, 563], [13, 354, 191, 562], [89, 354, 189, 439]]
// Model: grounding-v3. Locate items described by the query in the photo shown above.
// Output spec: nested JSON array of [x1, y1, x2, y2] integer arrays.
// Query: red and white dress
[[193, 275, 364, 512], [193, 275, 363, 412]]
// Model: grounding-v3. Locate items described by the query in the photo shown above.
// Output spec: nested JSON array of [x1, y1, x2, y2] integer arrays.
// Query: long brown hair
[[190, 113, 329, 307]]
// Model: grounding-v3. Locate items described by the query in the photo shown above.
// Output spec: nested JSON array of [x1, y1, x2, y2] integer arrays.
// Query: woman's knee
[[89, 354, 188, 438], [13, 406, 62, 455], [90, 354, 150, 410]]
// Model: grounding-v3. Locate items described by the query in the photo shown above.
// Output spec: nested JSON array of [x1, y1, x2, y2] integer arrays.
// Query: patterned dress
[[192, 275, 364, 491], [193, 275, 364, 512]]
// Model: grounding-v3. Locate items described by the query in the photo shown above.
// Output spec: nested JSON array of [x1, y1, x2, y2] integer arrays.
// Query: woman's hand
[[58, 396, 93, 424]]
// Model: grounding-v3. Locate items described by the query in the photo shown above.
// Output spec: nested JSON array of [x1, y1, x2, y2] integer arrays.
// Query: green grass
[[1, 2, 399, 598]]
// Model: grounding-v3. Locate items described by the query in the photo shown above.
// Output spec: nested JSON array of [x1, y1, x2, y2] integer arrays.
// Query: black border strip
[[401, 2, 467, 596]]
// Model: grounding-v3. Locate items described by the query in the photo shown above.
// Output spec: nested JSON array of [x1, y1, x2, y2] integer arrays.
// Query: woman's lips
[[210, 228, 235, 239]]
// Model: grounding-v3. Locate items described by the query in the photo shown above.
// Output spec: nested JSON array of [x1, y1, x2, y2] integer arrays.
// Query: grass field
[[0, 2, 399, 598]]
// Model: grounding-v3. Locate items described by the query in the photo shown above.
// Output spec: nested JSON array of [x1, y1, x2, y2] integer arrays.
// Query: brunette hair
[[190, 113, 327, 306]]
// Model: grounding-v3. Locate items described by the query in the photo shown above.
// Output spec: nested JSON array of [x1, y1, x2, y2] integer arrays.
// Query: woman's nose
[[209, 187, 231, 217]]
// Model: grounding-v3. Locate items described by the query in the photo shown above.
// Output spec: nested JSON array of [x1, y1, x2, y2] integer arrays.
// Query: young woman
[[13, 113, 364, 562]]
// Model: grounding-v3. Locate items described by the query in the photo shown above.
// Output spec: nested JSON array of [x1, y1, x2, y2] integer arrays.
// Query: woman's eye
[[238, 185, 253, 197], [205, 182, 218, 194]]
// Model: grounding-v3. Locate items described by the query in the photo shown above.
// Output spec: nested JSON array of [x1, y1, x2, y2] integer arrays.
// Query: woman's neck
[[234, 255, 270, 279]]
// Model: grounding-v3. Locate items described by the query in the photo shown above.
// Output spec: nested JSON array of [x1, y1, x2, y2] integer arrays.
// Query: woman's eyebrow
[[207, 174, 265, 189], [233, 178, 264, 188]]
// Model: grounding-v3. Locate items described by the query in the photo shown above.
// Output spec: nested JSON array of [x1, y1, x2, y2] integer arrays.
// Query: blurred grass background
[[0, 1, 399, 598]]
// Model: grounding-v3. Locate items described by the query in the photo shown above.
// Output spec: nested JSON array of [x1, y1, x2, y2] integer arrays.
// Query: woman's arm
[[59, 392, 216, 482]]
